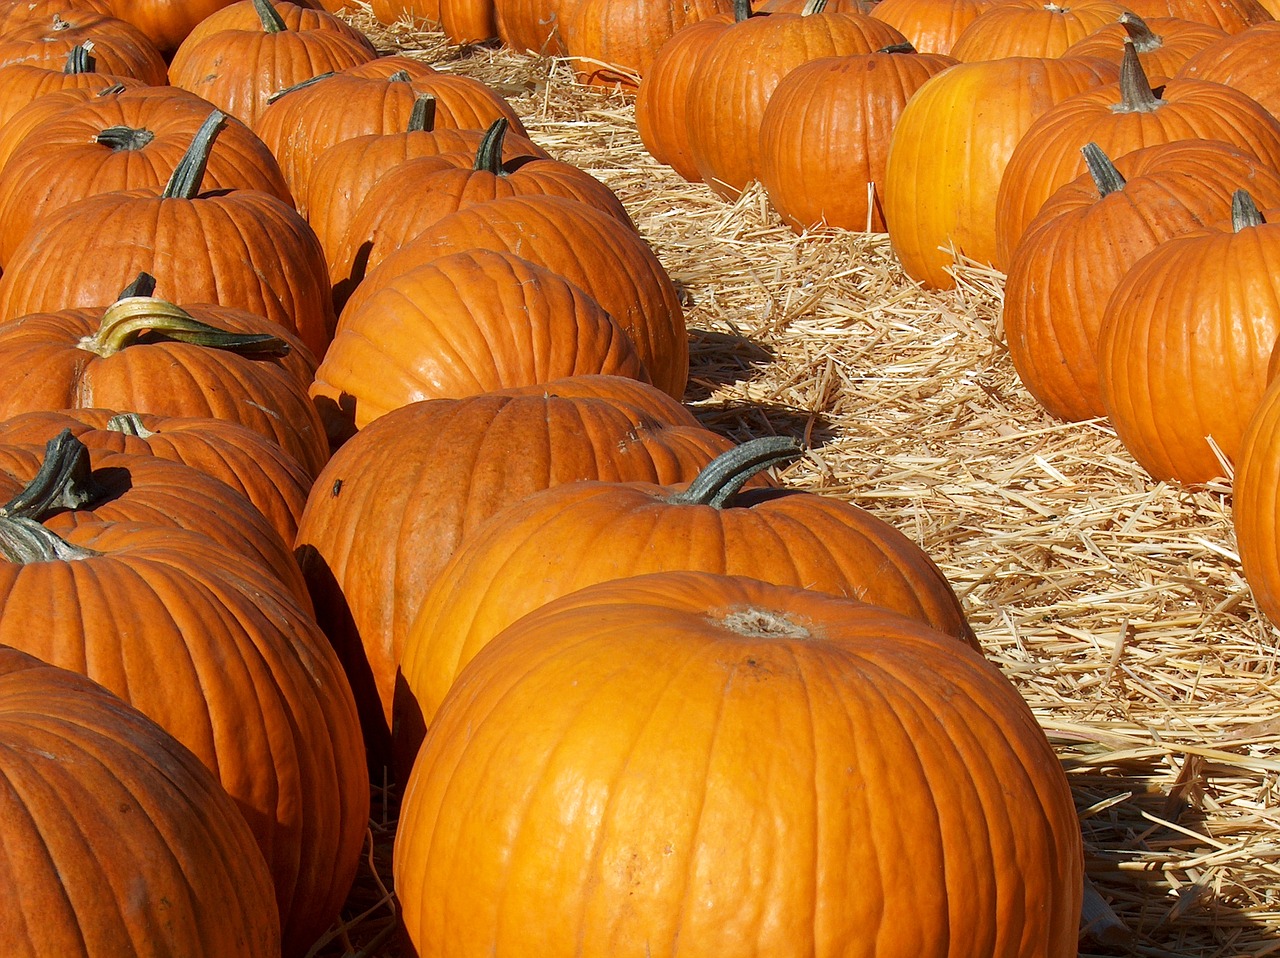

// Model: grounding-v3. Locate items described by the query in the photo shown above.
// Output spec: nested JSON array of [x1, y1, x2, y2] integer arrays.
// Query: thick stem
[[163, 110, 226, 200], [733, 0, 753, 20], [1111, 40, 1163, 114], [878, 41, 917, 54], [118, 272, 157, 300], [474, 118, 508, 174], [1232, 190, 1266, 231], [389, 69, 412, 83], [107, 413, 155, 439], [408, 94, 436, 132], [95, 126, 155, 152], [1117, 12, 1162, 52], [667, 436, 803, 508], [1082, 143, 1126, 196], [0, 516, 98, 563], [0, 431, 104, 520], [80, 298, 292, 359], [64, 44, 95, 73], [252, 0, 288, 32], [801, 0, 828, 13]]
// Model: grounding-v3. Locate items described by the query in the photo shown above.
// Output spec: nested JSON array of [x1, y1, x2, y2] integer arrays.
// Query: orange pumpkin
[[868, 0, 994, 53], [1176, 21, 1280, 118], [0, 10, 167, 83], [1234, 355, 1280, 629], [1060, 12, 1228, 78]]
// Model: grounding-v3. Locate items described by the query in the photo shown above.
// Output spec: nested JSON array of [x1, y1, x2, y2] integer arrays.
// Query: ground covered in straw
[[313, 11, 1280, 957]]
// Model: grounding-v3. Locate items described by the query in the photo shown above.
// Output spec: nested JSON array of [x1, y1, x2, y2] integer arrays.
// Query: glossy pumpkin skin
[[1119, 0, 1271, 30], [882, 55, 1118, 289], [395, 572, 1083, 958], [440, 0, 498, 42], [0, 10, 167, 84], [758, 48, 956, 233], [371, 0, 442, 21], [312, 249, 650, 441], [295, 377, 754, 759], [343, 194, 689, 400], [947, 0, 1129, 60], [868, 0, 993, 53], [994, 49, 1280, 268], [1004, 140, 1280, 423], [0, 518, 368, 957], [1176, 21, 1280, 118], [1098, 200, 1280, 484], [1061, 14, 1229, 79], [1234, 366, 1280, 629], [0, 0, 116, 32], [0, 647, 281, 958]]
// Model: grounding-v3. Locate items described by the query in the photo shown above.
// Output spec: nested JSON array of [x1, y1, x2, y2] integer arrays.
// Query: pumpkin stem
[[163, 110, 226, 200], [268, 71, 334, 104], [1117, 11, 1161, 51], [81, 297, 292, 359], [667, 436, 803, 508], [107, 413, 155, 439], [97, 82, 128, 97], [389, 69, 412, 83], [801, 0, 828, 13], [0, 431, 103, 520], [408, 94, 436, 132], [732, 0, 753, 19], [474, 118, 508, 174], [95, 125, 155, 152], [878, 41, 917, 54], [1082, 142, 1125, 196], [64, 44, 95, 73], [0, 516, 99, 563], [118, 272, 158, 300], [1112, 40, 1163, 114], [252, 0, 288, 32], [1232, 190, 1266, 231]]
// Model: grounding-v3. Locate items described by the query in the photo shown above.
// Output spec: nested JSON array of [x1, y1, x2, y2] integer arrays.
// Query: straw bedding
[[312, 10, 1280, 956]]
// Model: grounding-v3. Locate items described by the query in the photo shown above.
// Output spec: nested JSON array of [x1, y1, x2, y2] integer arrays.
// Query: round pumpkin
[[868, 0, 994, 53], [394, 571, 1082, 958], [1060, 12, 1228, 78], [0, 44, 132, 134], [947, 0, 1129, 60], [0, 10, 167, 84], [1175, 21, 1280, 118], [1234, 360, 1280, 629], [104, 0, 242, 55]]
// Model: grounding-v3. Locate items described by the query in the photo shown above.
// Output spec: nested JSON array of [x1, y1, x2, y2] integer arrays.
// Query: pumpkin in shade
[[494, 0, 567, 56], [947, 0, 1129, 60], [882, 54, 1119, 288], [440, 0, 497, 42], [294, 376, 758, 761], [758, 43, 956, 233], [1176, 21, 1280, 119], [0, 435, 369, 957], [394, 571, 1083, 958], [993, 41, 1280, 268], [0, 10, 167, 84], [1234, 356, 1280, 629], [1061, 12, 1228, 78], [371, 0, 442, 22], [0, 646, 281, 958], [167, 0, 377, 130], [396, 436, 975, 771], [1004, 139, 1280, 423], [0, 111, 337, 361], [312, 248, 650, 441], [868, 0, 993, 54], [1098, 191, 1280, 484]]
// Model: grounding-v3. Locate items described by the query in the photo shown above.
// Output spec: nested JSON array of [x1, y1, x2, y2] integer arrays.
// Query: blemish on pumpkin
[[719, 608, 810, 639]]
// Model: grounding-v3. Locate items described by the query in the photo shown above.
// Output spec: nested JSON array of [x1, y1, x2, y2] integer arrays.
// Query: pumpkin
[[993, 41, 1280, 268], [103, 0, 242, 55], [882, 54, 1119, 288], [0, 439, 369, 956], [560, 0, 733, 87], [0, 44, 131, 133], [340, 194, 689, 400], [758, 44, 956, 234], [1118, 0, 1270, 31], [1004, 140, 1280, 423], [1060, 12, 1228, 78], [167, 0, 377, 130], [396, 436, 975, 770], [0, 0, 115, 32], [0, 646, 281, 958], [1176, 21, 1280, 119], [1098, 191, 1280, 483], [311, 248, 650, 443], [394, 571, 1082, 958], [1234, 357, 1280, 629], [494, 0, 568, 56], [0, 10, 167, 84], [294, 376, 758, 759], [947, 0, 1130, 60], [371, 0, 442, 22], [0, 111, 337, 361], [868, 0, 994, 53], [440, 0, 498, 42]]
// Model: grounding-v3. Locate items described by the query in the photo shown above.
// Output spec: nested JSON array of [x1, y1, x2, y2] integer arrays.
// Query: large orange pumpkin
[[1176, 21, 1280, 118], [395, 571, 1083, 958], [1234, 355, 1280, 629], [947, 0, 1129, 60]]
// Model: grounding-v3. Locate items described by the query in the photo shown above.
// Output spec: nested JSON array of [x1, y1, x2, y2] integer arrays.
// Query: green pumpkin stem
[[801, 0, 828, 13], [118, 272, 157, 300], [163, 110, 226, 200], [252, 0, 288, 32], [107, 413, 155, 439], [1117, 12, 1161, 52], [878, 41, 917, 54], [408, 94, 436, 132], [82, 297, 292, 359], [267, 71, 334, 104], [1232, 190, 1266, 231], [64, 44, 95, 73], [0, 515, 99, 563], [95, 126, 155, 152], [0, 431, 103, 520], [1082, 143, 1125, 196], [1112, 40, 1163, 114], [667, 436, 803, 508], [474, 118, 509, 174], [732, 0, 753, 20]]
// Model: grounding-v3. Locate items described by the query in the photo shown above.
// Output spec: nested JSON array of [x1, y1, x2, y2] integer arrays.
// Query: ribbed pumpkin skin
[[560, 0, 733, 87], [494, 0, 567, 55], [1098, 210, 1280, 483], [440, 0, 498, 42], [0, 408, 311, 545], [882, 55, 1118, 289], [0, 648, 281, 958], [0, 520, 368, 957], [758, 50, 956, 233], [947, 0, 1129, 61], [1176, 21, 1280, 118], [994, 66, 1280, 268], [0, 302, 329, 479], [294, 378, 750, 757], [0, 59, 132, 135], [1004, 140, 1280, 423], [313, 249, 650, 439], [0, 188, 337, 361], [167, 1, 378, 130], [868, 0, 993, 53], [686, 10, 908, 199], [0, 0, 116, 32], [398, 470, 976, 758], [1061, 15, 1229, 78], [395, 572, 1083, 958], [371, 0, 442, 22], [344, 194, 689, 400], [103, 0, 241, 55], [0, 11, 168, 84], [1234, 370, 1280, 629], [1120, 0, 1270, 30]]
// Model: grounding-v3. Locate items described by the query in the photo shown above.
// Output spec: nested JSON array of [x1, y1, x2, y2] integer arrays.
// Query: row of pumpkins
[[0, 0, 1242, 956]]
